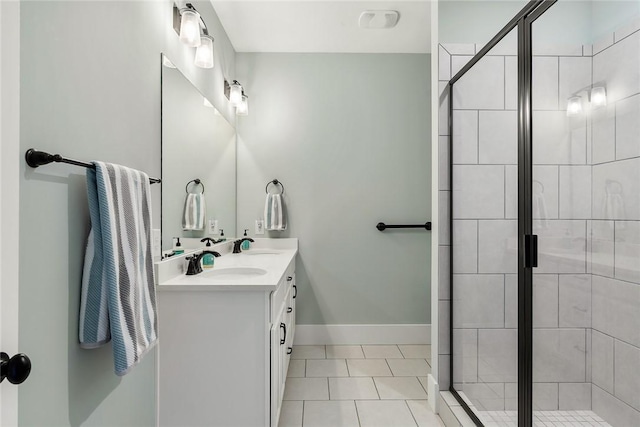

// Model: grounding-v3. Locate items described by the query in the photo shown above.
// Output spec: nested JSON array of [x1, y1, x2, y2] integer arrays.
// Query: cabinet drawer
[[270, 264, 295, 322]]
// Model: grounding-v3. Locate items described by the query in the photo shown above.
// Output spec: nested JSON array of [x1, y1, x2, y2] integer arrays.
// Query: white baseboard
[[293, 324, 431, 345]]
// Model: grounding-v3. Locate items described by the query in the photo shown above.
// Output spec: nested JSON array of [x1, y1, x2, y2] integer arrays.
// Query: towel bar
[[25, 149, 161, 184], [376, 222, 432, 231]]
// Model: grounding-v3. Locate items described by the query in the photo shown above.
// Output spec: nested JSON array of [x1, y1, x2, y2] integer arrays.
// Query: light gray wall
[[236, 53, 431, 325], [19, 1, 235, 425]]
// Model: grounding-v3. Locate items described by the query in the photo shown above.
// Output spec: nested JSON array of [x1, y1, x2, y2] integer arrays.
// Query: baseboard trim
[[293, 324, 431, 345]]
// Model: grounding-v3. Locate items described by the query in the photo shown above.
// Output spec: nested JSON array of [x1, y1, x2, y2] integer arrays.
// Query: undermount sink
[[203, 267, 268, 279]]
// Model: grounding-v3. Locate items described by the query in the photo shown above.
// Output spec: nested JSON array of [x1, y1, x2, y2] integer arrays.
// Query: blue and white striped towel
[[264, 193, 287, 231], [79, 162, 158, 376], [182, 192, 206, 231]]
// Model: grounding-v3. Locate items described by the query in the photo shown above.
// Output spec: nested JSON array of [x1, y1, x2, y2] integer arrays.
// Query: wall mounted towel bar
[[25, 149, 161, 184], [376, 222, 432, 231]]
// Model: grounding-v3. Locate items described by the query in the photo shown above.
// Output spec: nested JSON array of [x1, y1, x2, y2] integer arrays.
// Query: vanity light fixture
[[590, 86, 607, 107], [236, 93, 249, 116], [566, 96, 583, 117], [174, 3, 215, 69], [229, 80, 244, 107]]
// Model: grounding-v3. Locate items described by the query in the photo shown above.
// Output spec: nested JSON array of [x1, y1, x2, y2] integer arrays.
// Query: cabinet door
[[270, 320, 282, 427]]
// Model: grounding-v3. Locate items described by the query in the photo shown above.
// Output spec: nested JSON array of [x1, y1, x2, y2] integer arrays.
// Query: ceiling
[[210, 1, 431, 54]]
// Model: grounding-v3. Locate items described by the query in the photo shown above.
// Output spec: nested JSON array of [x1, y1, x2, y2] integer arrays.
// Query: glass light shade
[[567, 96, 583, 116], [236, 95, 249, 116], [203, 97, 213, 108], [591, 86, 607, 107], [194, 36, 214, 69], [229, 81, 243, 107], [179, 10, 201, 47]]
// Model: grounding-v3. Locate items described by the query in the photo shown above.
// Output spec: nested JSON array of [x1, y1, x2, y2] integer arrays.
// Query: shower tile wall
[[438, 20, 640, 425]]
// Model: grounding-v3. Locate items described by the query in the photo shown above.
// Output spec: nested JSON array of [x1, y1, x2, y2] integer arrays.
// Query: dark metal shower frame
[[447, 1, 557, 426]]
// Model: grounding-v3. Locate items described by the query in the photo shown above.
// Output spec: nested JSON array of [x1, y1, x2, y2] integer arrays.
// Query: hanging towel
[[264, 193, 287, 231], [79, 162, 158, 376], [182, 192, 206, 231], [532, 180, 548, 229]]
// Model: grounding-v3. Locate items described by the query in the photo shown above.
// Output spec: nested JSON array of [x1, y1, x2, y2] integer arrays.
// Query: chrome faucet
[[186, 250, 221, 275], [232, 238, 255, 253]]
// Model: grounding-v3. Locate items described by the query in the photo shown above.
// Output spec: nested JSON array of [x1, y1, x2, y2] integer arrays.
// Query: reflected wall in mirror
[[161, 54, 236, 251]]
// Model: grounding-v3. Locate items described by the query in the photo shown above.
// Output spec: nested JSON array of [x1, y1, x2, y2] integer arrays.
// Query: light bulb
[[179, 9, 202, 47], [567, 96, 583, 117], [236, 94, 249, 116], [591, 86, 607, 108], [229, 81, 243, 107], [194, 36, 214, 69]]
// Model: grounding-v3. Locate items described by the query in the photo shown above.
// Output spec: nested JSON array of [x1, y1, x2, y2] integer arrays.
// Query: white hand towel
[[79, 162, 157, 376], [264, 193, 287, 231], [182, 192, 206, 231]]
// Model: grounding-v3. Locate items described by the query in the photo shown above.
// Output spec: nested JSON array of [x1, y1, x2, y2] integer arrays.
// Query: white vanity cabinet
[[157, 242, 297, 427]]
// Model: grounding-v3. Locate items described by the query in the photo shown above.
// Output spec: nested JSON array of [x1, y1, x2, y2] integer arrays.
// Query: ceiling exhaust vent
[[358, 10, 400, 29]]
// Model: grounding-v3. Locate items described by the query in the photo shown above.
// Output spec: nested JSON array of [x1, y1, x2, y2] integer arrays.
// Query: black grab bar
[[376, 222, 432, 231]]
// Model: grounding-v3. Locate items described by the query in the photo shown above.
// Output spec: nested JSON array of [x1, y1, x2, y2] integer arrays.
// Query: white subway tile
[[614, 340, 640, 411], [439, 136, 450, 191], [591, 220, 615, 277], [559, 57, 592, 111], [533, 274, 559, 328], [442, 43, 476, 56], [478, 111, 518, 165], [591, 104, 616, 164], [439, 45, 451, 81], [593, 33, 614, 55], [614, 17, 640, 43], [453, 165, 505, 219], [439, 245, 450, 300], [533, 165, 559, 221], [452, 56, 505, 110], [533, 329, 586, 383], [615, 221, 640, 284], [533, 111, 587, 165], [559, 166, 592, 219], [504, 274, 518, 329], [615, 93, 640, 161], [453, 328, 478, 384], [439, 81, 449, 136], [535, 220, 587, 274], [439, 191, 450, 245], [463, 383, 505, 411], [453, 274, 504, 329], [559, 383, 591, 410], [453, 220, 477, 274], [478, 220, 518, 274], [452, 110, 478, 164], [533, 57, 559, 110], [477, 329, 518, 383], [593, 31, 640, 103], [505, 56, 518, 111], [592, 275, 640, 348], [593, 384, 640, 427], [533, 44, 583, 57], [439, 300, 450, 355], [592, 158, 640, 221], [533, 383, 558, 411], [558, 274, 591, 328]]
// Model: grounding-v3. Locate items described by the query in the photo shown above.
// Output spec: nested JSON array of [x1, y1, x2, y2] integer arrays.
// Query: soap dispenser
[[173, 237, 184, 255], [241, 229, 251, 250], [200, 238, 216, 269]]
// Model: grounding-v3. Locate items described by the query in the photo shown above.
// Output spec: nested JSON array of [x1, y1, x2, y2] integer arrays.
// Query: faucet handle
[[185, 256, 201, 275]]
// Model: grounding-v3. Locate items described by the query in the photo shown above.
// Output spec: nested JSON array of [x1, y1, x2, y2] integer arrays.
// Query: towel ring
[[185, 179, 205, 194], [265, 179, 284, 195]]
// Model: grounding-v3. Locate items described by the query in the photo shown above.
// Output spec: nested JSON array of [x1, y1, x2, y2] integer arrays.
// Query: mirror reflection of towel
[[533, 180, 547, 229], [603, 180, 625, 228], [182, 193, 206, 231], [264, 193, 287, 231]]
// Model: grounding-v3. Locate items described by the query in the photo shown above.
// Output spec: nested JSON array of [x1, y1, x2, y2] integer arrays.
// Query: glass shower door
[[450, 26, 520, 424], [531, 1, 640, 425]]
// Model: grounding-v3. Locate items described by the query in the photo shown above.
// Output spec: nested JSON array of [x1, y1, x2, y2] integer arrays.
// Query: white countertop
[[157, 238, 298, 291]]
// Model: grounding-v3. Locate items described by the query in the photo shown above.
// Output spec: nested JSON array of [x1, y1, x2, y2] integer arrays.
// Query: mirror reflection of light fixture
[[590, 86, 607, 107], [236, 93, 249, 116], [229, 81, 243, 107], [567, 96, 583, 117], [179, 8, 202, 47], [194, 35, 214, 69]]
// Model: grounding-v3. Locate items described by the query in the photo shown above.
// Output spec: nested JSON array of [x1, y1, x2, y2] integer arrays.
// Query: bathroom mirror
[[161, 54, 236, 251]]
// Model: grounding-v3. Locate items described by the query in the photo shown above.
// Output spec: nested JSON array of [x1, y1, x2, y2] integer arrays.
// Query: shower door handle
[[524, 235, 538, 268]]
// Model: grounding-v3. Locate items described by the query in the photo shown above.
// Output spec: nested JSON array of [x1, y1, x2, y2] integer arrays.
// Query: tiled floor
[[477, 410, 612, 427], [278, 345, 444, 427]]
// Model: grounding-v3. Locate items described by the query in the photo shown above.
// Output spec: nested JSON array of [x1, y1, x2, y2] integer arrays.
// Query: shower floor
[[477, 410, 611, 426]]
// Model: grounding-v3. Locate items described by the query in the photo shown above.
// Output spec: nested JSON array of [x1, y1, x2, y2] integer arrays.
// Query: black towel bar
[[25, 149, 161, 184], [376, 222, 432, 231]]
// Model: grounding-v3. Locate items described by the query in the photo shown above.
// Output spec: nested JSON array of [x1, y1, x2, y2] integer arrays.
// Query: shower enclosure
[[441, 0, 640, 425]]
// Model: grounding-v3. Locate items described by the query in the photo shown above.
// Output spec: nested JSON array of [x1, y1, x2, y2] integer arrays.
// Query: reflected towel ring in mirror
[[185, 178, 205, 194], [265, 179, 285, 195]]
